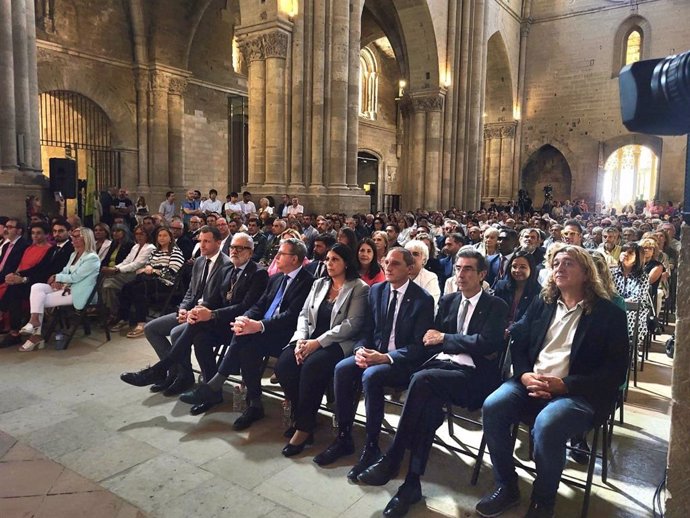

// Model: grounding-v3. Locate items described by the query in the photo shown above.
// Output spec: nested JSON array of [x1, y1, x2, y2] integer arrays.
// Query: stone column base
[[0, 169, 51, 218]]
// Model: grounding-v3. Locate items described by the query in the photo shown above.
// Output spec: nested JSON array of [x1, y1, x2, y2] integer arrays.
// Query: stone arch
[[602, 133, 663, 161], [37, 67, 135, 150], [612, 14, 652, 77], [485, 32, 514, 122], [521, 144, 573, 207], [362, 0, 440, 91]]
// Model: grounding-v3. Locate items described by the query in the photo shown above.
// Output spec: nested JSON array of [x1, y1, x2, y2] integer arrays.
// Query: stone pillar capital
[[238, 34, 265, 62], [263, 30, 289, 59], [150, 71, 171, 92], [168, 77, 188, 96], [483, 121, 518, 140], [410, 93, 445, 113]]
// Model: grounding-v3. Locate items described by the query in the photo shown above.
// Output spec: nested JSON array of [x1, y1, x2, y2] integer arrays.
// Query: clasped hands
[[294, 339, 320, 365], [354, 347, 390, 368], [520, 372, 567, 399]]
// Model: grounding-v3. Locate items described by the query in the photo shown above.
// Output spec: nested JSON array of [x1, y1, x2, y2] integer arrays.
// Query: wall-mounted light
[[232, 36, 242, 73], [279, 0, 298, 17], [398, 79, 406, 98], [443, 68, 452, 88], [513, 103, 521, 121]]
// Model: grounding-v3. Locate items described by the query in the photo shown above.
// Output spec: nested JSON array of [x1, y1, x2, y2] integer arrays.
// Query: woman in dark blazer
[[275, 243, 370, 457], [492, 250, 542, 326]]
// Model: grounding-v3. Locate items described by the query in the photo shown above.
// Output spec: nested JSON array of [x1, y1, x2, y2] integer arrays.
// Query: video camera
[[619, 49, 690, 222]]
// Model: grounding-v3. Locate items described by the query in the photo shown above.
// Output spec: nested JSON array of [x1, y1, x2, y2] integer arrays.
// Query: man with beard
[[597, 226, 622, 267], [305, 233, 336, 278], [519, 228, 545, 265]]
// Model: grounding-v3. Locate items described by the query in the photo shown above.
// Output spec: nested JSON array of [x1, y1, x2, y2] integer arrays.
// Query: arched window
[[603, 145, 658, 208], [359, 47, 378, 120], [625, 29, 642, 65]]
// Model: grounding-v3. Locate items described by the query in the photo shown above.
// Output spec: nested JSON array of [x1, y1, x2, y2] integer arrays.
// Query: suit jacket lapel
[[533, 303, 557, 358], [331, 282, 354, 326], [311, 279, 328, 318], [446, 293, 462, 332], [571, 310, 592, 359], [467, 292, 488, 334]]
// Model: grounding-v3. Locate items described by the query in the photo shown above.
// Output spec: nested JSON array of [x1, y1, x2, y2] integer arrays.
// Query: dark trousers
[[333, 355, 412, 445], [275, 344, 345, 432], [388, 361, 476, 475], [218, 332, 284, 402], [192, 326, 232, 382], [117, 277, 160, 324], [1, 283, 30, 330]]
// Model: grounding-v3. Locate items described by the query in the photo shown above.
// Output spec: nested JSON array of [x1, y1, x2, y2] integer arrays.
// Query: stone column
[[167, 76, 187, 192], [346, 0, 363, 188], [410, 106, 426, 210], [11, 0, 31, 168], [308, 0, 326, 191], [289, 7, 305, 191], [0, 0, 18, 170], [240, 35, 266, 187], [134, 68, 150, 193], [513, 11, 532, 196], [149, 71, 170, 189], [264, 30, 289, 190], [327, 0, 350, 189], [25, 0, 40, 170], [483, 122, 516, 202], [667, 224, 690, 516], [422, 96, 444, 210]]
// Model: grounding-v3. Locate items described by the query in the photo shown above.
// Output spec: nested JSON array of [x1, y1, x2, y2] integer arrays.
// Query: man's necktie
[[0, 242, 14, 272], [195, 259, 211, 302], [498, 256, 506, 278], [264, 275, 288, 319], [456, 299, 470, 334], [382, 289, 398, 348], [316, 261, 327, 278]]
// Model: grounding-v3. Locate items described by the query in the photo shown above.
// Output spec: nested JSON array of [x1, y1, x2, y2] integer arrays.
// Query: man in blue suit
[[313, 248, 435, 481], [356, 248, 509, 517], [486, 228, 518, 287]]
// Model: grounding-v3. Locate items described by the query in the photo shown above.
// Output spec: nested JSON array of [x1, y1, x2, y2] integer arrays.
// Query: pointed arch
[[612, 15, 651, 77]]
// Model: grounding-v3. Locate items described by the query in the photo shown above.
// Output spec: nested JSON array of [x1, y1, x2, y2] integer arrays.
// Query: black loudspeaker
[[49, 158, 77, 199]]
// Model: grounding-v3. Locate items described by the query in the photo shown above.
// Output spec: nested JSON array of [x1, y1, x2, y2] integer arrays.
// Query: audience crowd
[[1, 186, 682, 518]]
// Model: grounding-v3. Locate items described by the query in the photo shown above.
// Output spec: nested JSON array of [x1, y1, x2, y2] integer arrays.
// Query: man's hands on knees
[[177, 309, 188, 324], [231, 316, 262, 336], [521, 372, 568, 399], [355, 347, 391, 368]]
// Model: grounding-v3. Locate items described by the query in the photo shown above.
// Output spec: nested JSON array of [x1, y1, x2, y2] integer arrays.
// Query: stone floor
[[0, 324, 672, 518]]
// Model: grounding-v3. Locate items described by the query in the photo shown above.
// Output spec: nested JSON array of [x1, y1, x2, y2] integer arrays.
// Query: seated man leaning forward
[[354, 247, 509, 518], [119, 225, 231, 395], [180, 237, 314, 430], [475, 244, 629, 518], [312, 248, 434, 482]]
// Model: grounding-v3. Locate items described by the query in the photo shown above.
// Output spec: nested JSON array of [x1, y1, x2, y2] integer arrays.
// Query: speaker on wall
[[49, 158, 77, 199]]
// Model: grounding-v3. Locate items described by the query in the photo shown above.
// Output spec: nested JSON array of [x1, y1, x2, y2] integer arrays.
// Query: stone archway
[[521, 144, 573, 208], [482, 31, 516, 204]]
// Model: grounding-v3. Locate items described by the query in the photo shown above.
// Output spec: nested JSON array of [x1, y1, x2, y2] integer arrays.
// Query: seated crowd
[[0, 188, 680, 518]]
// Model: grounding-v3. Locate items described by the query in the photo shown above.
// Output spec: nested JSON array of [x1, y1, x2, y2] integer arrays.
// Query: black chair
[[42, 275, 111, 350]]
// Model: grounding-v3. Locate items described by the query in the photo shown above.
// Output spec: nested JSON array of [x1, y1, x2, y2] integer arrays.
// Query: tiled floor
[[0, 324, 672, 518]]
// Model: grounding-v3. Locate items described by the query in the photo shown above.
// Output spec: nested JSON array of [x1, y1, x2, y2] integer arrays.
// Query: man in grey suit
[[120, 225, 231, 396]]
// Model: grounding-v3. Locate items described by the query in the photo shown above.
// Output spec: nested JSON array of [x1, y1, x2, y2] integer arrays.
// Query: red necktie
[[0, 241, 15, 272]]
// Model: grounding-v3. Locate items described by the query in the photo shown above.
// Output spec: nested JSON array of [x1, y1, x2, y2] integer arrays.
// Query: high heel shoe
[[282, 432, 315, 457], [18, 338, 45, 352], [19, 323, 40, 336]]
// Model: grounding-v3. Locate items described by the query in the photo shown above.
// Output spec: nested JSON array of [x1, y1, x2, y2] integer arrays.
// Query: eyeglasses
[[276, 251, 296, 257], [562, 231, 581, 237], [5, 224, 17, 229], [229, 245, 252, 252], [454, 266, 477, 273]]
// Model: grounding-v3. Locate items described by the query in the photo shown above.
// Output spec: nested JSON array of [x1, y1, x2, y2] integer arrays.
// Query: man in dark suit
[[519, 227, 546, 266], [475, 245, 629, 518], [486, 228, 518, 287], [438, 232, 464, 291], [304, 233, 336, 278], [0, 218, 28, 281], [356, 248, 509, 516], [120, 225, 231, 395], [182, 238, 314, 429], [313, 248, 434, 481], [246, 217, 267, 262]]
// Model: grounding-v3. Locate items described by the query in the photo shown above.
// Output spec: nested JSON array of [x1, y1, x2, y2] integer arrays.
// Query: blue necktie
[[264, 275, 288, 319]]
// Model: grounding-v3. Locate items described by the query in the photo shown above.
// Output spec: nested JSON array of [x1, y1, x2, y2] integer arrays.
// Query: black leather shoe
[[150, 370, 175, 393], [283, 426, 296, 438], [357, 454, 400, 486], [475, 485, 520, 517], [282, 433, 315, 457], [313, 435, 355, 466], [120, 364, 167, 387], [179, 384, 222, 406], [233, 406, 265, 430], [383, 481, 423, 517], [568, 437, 590, 465], [347, 444, 381, 482], [524, 501, 555, 518], [163, 372, 195, 397], [190, 401, 221, 416]]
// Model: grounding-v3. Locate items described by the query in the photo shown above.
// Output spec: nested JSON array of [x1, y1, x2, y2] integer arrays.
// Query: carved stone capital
[[168, 77, 188, 96], [411, 95, 445, 112], [263, 31, 289, 59], [521, 17, 533, 37], [150, 71, 171, 92], [238, 35, 265, 62], [484, 122, 518, 140]]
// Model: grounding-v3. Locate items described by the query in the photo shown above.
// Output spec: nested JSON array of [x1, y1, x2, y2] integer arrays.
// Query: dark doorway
[[521, 145, 572, 207], [358, 151, 379, 213]]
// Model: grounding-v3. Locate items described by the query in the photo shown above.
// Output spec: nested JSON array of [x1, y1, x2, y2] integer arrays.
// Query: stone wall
[[521, 1, 690, 205]]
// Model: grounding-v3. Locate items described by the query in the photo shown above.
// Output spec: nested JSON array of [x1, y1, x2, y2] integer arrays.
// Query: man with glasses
[[356, 248, 508, 517], [182, 238, 314, 429], [487, 228, 518, 287], [120, 225, 232, 397], [246, 217, 267, 262], [170, 217, 193, 260], [561, 219, 583, 247], [261, 218, 286, 265], [0, 218, 28, 283]]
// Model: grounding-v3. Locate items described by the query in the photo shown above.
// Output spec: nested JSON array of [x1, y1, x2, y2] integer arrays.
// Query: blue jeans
[[482, 379, 595, 506]]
